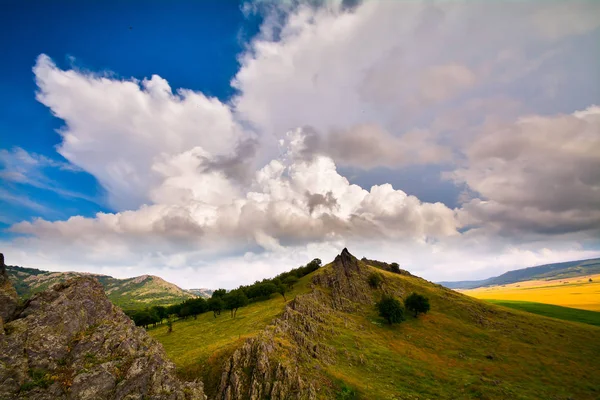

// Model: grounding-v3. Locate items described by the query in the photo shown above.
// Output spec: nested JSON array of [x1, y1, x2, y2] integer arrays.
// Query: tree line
[[127, 258, 322, 329]]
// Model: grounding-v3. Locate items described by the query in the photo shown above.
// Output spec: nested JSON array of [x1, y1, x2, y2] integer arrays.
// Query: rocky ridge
[[0, 253, 205, 400], [217, 248, 375, 400]]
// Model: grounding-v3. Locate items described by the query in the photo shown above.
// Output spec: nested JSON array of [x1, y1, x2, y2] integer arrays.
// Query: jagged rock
[[312, 248, 371, 311], [0, 272, 205, 400], [0, 253, 18, 323], [218, 249, 373, 399]]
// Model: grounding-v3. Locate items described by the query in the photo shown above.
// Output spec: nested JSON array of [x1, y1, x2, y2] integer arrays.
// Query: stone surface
[[217, 249, 371, 399], [0, 252, 18, 324], [0, 271, 205, 400]]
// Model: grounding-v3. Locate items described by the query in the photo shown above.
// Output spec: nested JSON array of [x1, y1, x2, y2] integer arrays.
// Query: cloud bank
[[3, 0, 600, 288]]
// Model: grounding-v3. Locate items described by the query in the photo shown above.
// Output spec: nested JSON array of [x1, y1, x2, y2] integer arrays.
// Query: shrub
[[337, 384, 358, 400], [376, 295, 405, 324], [390, 262, 400, 274], [404, 292, 430, 317], [368, 272, 383, 288]]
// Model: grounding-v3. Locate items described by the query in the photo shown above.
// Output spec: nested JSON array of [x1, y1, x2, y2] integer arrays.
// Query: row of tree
[[376, 292, 430, 324], [128, 258, 323, 328]]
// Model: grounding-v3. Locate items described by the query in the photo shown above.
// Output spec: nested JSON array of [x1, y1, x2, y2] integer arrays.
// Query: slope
[[439, 257, 600, 289], [6, 265, 196, 309], [151, 249, 600, 400], [462, 273, 600, 311]]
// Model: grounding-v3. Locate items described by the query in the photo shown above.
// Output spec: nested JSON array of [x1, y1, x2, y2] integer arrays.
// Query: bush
[[376, 295, 405, 324], [404, 292, 430, 317], [390, 262, 400, 273], [337, 384, 358, 400], [368, 272, 383, 288]]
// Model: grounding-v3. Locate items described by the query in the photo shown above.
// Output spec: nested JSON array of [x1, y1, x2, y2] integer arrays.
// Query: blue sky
[[1, 1, 599, 288], [0, 0, 258, 225]]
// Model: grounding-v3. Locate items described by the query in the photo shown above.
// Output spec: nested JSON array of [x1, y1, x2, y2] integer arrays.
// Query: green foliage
[[276, 283, 288, 301], [208, 297, 224, 318], [211, 289, 227, 299], [337, 383, 359, 399], [167, 314, 174, 333], [224, 290, 249, 318], [20, 368, 53, 391], [390, 262, 400, 274], [376, 294, 405, 324], [485, 300, 600, 327], [404, 292, 430, 317], [367, 272, 383, 288], [283, 275, 299, 289]]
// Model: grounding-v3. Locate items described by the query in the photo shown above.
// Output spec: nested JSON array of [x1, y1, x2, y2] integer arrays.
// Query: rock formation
[[218, 248, 371, 399], [0, 252, 18, 324], [0, 253, 205, 400]]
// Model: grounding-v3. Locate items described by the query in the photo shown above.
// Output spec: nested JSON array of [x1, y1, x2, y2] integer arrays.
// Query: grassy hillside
[[151, 252, 600, 399], [440, 258, 600, 289], [484, 300, 600, 327], [462, 273, 600, 311], [6, 265, 195, 309]]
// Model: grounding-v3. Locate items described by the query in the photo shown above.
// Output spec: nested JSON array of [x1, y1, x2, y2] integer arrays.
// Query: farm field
[[484, 300, 600, 327], [462, 273, 600, 311]]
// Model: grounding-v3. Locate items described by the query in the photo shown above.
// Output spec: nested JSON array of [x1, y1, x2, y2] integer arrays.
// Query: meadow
[[151, 263, 600, 399], [484, 300, 600, 327], [462, 273, 600, 311]]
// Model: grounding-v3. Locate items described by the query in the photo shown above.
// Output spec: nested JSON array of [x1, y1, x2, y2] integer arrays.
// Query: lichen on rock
[[0, 254, 205, 400]]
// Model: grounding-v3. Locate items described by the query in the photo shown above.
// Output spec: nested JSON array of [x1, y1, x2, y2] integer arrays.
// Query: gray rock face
[[217, 249, 371, 400], [0, 252, 18, 324], [0, 273, 205, 400]]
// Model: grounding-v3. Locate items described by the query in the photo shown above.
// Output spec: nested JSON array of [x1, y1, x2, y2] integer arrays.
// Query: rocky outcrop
[[0, 265, 205, 400], [312, 248, 372, 311], [0, 253, 18, 324], [218, 249, 371, 400]]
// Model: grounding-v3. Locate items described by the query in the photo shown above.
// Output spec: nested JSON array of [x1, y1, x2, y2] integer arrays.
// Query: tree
[[212, 289, 227, 299], [224, 290, 249, 318], [179, 305, 191, 320], [376, 295, 405, 324], [590, 278, 593, 283], [166, 314, 174, 334], [390, 262, 400, 274], [184, 298, 207, 319], [368, 272, 383, 288], [284, 275, 299, 289], [152, 305, 168, 322], [276, 283, 288, 301], [404, 292, 430, 317], [208, 297, 224, 318]]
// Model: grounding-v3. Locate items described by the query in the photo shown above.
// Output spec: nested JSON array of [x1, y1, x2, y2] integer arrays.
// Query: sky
[[1, 0, 599, 289]]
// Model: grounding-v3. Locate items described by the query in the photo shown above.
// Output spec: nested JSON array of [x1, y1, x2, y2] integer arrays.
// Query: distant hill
[[439, 258, 600, 289], [6, 264, 196, 309], [187, 288, 214, 298]]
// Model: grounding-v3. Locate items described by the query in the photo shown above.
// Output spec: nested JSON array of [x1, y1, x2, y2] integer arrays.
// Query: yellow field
[[462, 274, 600, 311]]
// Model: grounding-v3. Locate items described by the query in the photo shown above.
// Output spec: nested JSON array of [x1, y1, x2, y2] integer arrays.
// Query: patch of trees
[[129, 258, 322, 327], [376, 292, 430, 325]]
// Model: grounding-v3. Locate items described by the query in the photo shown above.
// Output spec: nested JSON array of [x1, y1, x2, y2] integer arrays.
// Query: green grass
[[151, 261, 600, 399], [148, 273, 314, 394], [484, 300, 600, 327]]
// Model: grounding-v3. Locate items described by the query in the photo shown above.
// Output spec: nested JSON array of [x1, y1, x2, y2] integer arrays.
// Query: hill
[[439, 257, 600, 289], [6, 264, 196, 309], [188, 288, 214, 298], [150, 249, 600, 399]]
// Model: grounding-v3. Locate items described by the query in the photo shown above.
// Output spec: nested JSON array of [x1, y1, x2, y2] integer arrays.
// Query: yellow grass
[[462, 273, 600, 311]]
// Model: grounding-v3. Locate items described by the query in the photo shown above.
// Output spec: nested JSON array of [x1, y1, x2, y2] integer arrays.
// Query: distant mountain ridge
[[187, 287, 214, 298], [439, 258, 600, 289], [6, 264, 197, 309]]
